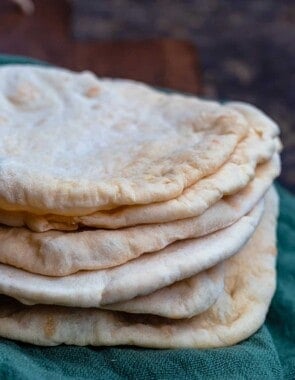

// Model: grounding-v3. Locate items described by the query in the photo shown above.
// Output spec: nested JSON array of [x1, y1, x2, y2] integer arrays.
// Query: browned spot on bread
[[44, 315, 56, 338], [8, 83, 39, 105], [85, 86, 100, 98], [0, 116, 8, 124]]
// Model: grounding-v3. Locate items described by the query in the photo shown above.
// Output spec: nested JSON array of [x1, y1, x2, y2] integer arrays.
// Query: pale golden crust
[[0, 65, 252, 215], [0, 132, 280, 232]]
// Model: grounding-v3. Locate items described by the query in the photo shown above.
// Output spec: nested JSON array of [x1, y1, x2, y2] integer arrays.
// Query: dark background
[[1, 0, 294, 192]]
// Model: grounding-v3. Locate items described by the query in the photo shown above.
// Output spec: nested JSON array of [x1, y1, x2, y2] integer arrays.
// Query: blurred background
[[0, 0, 294, 192]]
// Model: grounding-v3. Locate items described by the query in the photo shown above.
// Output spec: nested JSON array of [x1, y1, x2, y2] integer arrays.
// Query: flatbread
[[0, 155, 279, 276], [0, 134, 280, 232], [0, 263, 224, 321], [0, 65, 249, 215], [0, 200, 263, 307], [0, 187, 278, 348], [103, 263, 224, 319]]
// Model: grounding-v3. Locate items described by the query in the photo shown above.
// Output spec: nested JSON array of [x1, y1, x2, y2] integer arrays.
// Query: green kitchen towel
[[0, 56, 294, 380]]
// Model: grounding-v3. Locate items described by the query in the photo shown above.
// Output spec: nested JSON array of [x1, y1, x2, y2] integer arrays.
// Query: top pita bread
[[0, 95, 280, 232], [0, 65, 250, 215], [0, 133, 280, 232]]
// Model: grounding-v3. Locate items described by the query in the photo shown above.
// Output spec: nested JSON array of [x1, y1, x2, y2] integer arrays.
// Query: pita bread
[[227, 101, 281, 138], [0, 133, 280, 232], [0, 155, 279, 276], [0, 200, 263, 307], [103, 263, 224, 318], [0, 65, 249, 215], [0, 263, 224, 321], [0, 187, 278, 347]]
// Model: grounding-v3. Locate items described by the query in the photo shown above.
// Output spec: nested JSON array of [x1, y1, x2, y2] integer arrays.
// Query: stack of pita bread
[[0, 65, 281, 348]]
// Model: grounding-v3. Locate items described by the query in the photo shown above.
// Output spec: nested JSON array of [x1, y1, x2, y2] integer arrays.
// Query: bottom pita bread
[[0, 187, 278, 348]]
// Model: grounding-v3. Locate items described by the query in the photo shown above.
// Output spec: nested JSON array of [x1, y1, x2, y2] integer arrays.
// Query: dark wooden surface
[[0, 0, 202, 94]]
